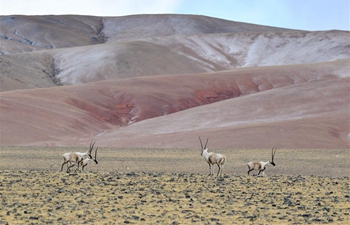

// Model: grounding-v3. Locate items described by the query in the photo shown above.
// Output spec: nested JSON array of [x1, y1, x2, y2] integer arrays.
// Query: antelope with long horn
[[60, 142, 97, 172], [247, 148, 277, 176], [199, 136, 226, 177], [79, 147, 99, 171]]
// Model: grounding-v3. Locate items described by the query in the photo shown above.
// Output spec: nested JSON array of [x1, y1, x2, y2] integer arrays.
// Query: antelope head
[[198, 136, 209, 156], [270, 147, 277, 166]]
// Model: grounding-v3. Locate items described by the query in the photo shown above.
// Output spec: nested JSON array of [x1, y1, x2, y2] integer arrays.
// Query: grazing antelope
[[247, 148, 277, 176], [79, 147, 98, 171], [199, 136, 226, 177], [60, 142, 97, 172]]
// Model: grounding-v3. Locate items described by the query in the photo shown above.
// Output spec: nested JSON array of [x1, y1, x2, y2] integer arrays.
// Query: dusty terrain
[[0, 146, 349, 224], [1, 171, 349, 224]]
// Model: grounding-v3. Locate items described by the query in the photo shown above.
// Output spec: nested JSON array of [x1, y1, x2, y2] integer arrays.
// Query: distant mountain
[[0, 14, 349, 149], [0, 14, 290, 53]]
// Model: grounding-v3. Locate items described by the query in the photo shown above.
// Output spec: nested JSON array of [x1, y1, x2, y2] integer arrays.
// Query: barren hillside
[[0, 14, 349, 149]]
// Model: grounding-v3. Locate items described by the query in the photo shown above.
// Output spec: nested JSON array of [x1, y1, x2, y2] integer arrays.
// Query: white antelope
[[60, 142, 97, 172], [247, 148, 277, 176], [199, 136, 226, 177]]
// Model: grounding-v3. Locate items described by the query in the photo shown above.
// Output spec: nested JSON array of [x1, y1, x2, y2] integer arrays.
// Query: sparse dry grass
[[0, 147, 349, 224], [0, 147, 348, 177]]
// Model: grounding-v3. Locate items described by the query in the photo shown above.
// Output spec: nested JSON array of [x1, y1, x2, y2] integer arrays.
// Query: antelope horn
[[94, 148, 98, 160], [198, 136, 204, 149], [204, 138, 209, 149], [272, 147, 277, 161], [89, 141, 96, 153]]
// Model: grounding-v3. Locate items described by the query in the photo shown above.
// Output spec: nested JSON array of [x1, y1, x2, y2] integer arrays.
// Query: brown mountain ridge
[[0, 14, 349, 149]]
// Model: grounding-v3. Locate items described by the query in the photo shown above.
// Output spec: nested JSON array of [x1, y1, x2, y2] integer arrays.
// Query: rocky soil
[[0, 171, 349, 224]]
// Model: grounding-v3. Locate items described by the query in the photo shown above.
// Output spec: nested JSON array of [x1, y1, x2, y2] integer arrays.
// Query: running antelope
[[60, 142, 97, 172], [199, 136, 226, 177], [247, 148, 277, 176]]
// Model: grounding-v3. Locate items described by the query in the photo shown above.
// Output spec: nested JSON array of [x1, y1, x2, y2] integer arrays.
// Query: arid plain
[[0, 14, 349, 224], [0, 147, 349, 224]]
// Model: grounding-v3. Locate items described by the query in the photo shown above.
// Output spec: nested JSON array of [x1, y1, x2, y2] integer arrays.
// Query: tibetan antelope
[[60, 142, 98, 172], [247, 148, 277, 176], [199, 136, 226, 177], [79, 147, 98, 171]]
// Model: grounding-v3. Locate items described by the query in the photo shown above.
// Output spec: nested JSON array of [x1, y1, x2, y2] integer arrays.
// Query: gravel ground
[[0, 171, 349, 224]]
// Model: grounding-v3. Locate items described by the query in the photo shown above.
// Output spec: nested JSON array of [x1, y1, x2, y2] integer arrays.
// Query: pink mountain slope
[[0, 15, 349, 149]]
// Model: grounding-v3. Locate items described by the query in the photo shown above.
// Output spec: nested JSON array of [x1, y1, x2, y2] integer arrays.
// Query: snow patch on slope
[[152, 31, 350, 70]]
